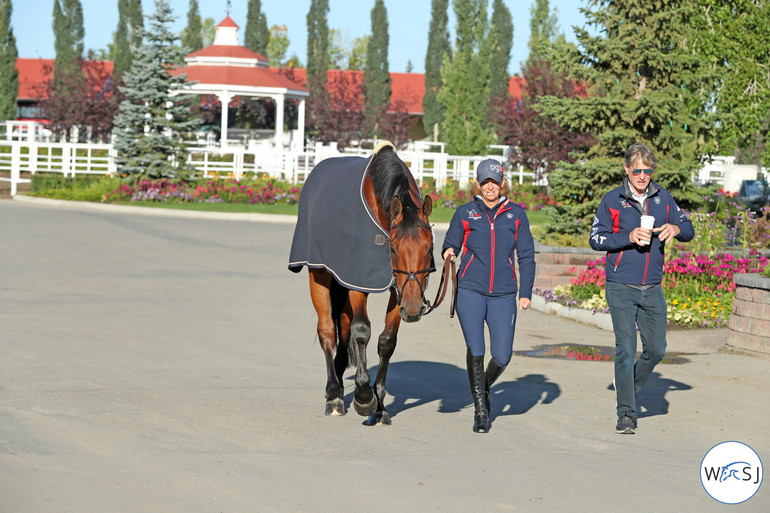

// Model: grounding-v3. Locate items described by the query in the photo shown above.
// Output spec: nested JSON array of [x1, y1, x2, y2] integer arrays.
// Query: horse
[[289, 141, 434, 425]]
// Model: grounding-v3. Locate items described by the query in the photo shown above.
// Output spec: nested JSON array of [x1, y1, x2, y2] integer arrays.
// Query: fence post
[[10, 141, 20, 196]]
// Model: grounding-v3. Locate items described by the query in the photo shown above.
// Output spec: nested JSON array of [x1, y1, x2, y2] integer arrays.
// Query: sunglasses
[[631, 168, 653, 176]]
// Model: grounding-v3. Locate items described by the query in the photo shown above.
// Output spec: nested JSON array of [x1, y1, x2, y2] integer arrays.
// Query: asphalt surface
[[1, 198, 768, 513]]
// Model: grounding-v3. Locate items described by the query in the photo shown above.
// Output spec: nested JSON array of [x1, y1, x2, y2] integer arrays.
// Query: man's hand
[[653, 224, 681, 244], [629, 227, 652, 246]]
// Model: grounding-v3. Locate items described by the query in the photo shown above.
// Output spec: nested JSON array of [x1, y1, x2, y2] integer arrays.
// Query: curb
[[529, 294, 614, 331]]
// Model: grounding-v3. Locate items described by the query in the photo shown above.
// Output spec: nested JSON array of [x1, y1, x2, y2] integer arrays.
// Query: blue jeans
[[604, 281, 667, 419], [455, 288, 517, 366]]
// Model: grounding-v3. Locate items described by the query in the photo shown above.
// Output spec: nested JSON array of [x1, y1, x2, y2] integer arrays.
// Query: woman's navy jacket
[[442, 197, 536, 298], [589, 177, 695, 285]]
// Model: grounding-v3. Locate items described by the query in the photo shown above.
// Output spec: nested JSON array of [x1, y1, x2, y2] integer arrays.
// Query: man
[[589, 143, 695, 434]]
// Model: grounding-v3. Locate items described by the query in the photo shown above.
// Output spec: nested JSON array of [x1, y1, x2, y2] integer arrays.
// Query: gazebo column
[[297, 98, 306, 152], [217, 90, 232, 149], [274, 94, 285, 149]]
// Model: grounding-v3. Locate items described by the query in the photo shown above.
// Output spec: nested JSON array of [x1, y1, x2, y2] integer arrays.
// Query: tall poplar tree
[[488, 0, 512, 99], [527, 0, 558, 60], [181, 0, 203, 52], [52, 0, 84, 78], [306, 0, 329, 135], [363, 0, 391, 138], [114, 0, 199, 180], [112, 0, 142, 79], [437, 0, 494, 155], [423, 0, 451, 142], [537, 0, 719, 236], [0, 0, 18, 120], [244, 0, 269, 55]]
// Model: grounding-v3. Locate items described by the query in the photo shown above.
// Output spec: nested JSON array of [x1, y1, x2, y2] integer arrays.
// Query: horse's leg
[[308, 269, 345, 416], [347, 291, 377, 416], [364, 289, 401, 426]]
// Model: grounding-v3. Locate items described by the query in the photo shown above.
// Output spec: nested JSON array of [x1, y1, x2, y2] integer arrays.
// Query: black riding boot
[[466, 348, 489, 433], [485, 359, 508, 414]]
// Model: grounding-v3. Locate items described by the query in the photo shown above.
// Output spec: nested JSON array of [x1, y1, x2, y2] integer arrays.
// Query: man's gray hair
[[624, 143, 656, 169]]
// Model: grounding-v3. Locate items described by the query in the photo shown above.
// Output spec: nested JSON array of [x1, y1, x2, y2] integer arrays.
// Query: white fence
[[0, 133, 533, 196]]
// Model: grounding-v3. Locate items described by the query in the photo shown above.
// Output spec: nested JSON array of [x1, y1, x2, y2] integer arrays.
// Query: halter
[[391, 257, 456, 317]]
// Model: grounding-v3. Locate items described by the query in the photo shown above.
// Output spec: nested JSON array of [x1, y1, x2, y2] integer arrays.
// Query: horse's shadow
[[345, 361, 561, 419], [608, 371, 693, 418]]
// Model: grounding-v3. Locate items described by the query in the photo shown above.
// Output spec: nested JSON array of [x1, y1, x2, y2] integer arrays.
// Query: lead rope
[[425, 257, 457, 317]]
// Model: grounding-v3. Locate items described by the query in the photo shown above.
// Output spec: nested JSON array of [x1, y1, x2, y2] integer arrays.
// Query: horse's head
[[389, 195, 434, 322]]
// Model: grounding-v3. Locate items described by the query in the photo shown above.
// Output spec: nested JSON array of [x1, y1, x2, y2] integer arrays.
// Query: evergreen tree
[[692, 1, 770, 168], [423, 0, 450, 142], [181, 0, 203, 52], [537, 0, 719, 236], [437, 0, 495, 155], [306, 0, 329, 135], [488, 0, 512, 99], [113, 0, 199, 180], [244, 0, 269, 55], [127, 0, 143, 49], [0, 0, 18, 120], [363, 0, 391, 138]]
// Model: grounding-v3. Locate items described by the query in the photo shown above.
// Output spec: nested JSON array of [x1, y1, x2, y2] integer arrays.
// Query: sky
[[12, 0, 592, 76]]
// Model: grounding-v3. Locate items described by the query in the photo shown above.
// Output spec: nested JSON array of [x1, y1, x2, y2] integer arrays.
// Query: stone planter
[[533, 242, 599, 290], [729, 273, 770, 354]]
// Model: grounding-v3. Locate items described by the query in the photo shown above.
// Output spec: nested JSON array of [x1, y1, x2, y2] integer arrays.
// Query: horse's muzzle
[[399, 304, 428, 323]]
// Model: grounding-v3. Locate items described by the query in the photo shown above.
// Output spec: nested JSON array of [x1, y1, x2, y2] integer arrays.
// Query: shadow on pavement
[[345, 362, 561, 419], [606, 371, 693, 418]]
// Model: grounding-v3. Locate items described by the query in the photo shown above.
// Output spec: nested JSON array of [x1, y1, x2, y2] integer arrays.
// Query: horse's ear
[[390, 197, 403, 222], [421, 195, 433, 219]]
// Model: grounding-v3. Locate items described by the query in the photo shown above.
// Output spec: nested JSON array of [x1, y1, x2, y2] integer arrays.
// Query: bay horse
[[289, 141, 434, 425]]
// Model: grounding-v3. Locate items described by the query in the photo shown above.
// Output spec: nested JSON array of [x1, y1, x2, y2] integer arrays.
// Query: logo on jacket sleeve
[[467, 209, 482, 220]]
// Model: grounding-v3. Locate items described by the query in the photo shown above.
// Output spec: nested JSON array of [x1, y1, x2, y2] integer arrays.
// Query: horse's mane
[[369, 143, 429, 237]]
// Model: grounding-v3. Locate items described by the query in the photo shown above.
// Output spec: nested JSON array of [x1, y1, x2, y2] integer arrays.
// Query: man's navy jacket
[[590, 177, 695, 285], [442, 197, 536, 298]]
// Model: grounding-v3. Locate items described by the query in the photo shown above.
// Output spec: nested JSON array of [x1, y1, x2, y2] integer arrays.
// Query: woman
[[442, 159, 536, 433]]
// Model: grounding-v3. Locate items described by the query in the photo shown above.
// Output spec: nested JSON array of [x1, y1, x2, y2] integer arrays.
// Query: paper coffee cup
[[639, 215, 655, 245]]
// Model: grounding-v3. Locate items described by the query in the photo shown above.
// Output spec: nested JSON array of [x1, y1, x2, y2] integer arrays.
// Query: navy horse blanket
[[288, 155, 393, 293]]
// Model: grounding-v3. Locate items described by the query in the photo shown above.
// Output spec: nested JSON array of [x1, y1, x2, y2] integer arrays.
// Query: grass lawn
[[115, 201, 548, 226]]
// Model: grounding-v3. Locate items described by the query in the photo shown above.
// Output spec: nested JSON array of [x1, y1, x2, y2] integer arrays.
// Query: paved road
[[1, 199, 767, 513]]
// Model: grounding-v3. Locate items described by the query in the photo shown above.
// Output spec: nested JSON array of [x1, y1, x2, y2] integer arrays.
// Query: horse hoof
[[363, 411, 391, 426], [324, 399, 346, 416], [353, 395, 377, 417]]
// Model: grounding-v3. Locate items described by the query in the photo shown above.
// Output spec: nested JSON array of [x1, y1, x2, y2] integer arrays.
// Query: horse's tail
[[329, 278, 354, 368]]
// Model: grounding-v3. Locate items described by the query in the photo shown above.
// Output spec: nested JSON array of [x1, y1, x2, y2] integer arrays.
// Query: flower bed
[[103, 177, 300, 205], [535, 251, 768, 329]]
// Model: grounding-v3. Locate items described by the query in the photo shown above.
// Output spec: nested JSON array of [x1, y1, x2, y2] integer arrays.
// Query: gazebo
[[173, 17, 309, 149]]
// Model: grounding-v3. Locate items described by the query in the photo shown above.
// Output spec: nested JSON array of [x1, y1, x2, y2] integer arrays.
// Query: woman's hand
[[519, 297, 531, 310], [443, 248, 456, 262]]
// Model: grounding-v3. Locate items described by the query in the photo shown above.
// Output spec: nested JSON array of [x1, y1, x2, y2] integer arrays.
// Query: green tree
[[347, 35, 369, 71], [113, 0, 199, 180], [423, 0, 451, 142], [437, 0, 495, 155], [363, 0, 391, 138], [181, 0, 203, 52], [267, 24, 290, 66], [488, 0, 512, 99], [693, 1, 770, 168], [537, 0, 719, 236], [52, 0, 84, 78], [527, 0, 558, 61], [0, 0, 18, 120], [306, 0, 329, 134], [244, 0, 269, 55], [202, 17, 215, 47], [112, 0, 143, 78]]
